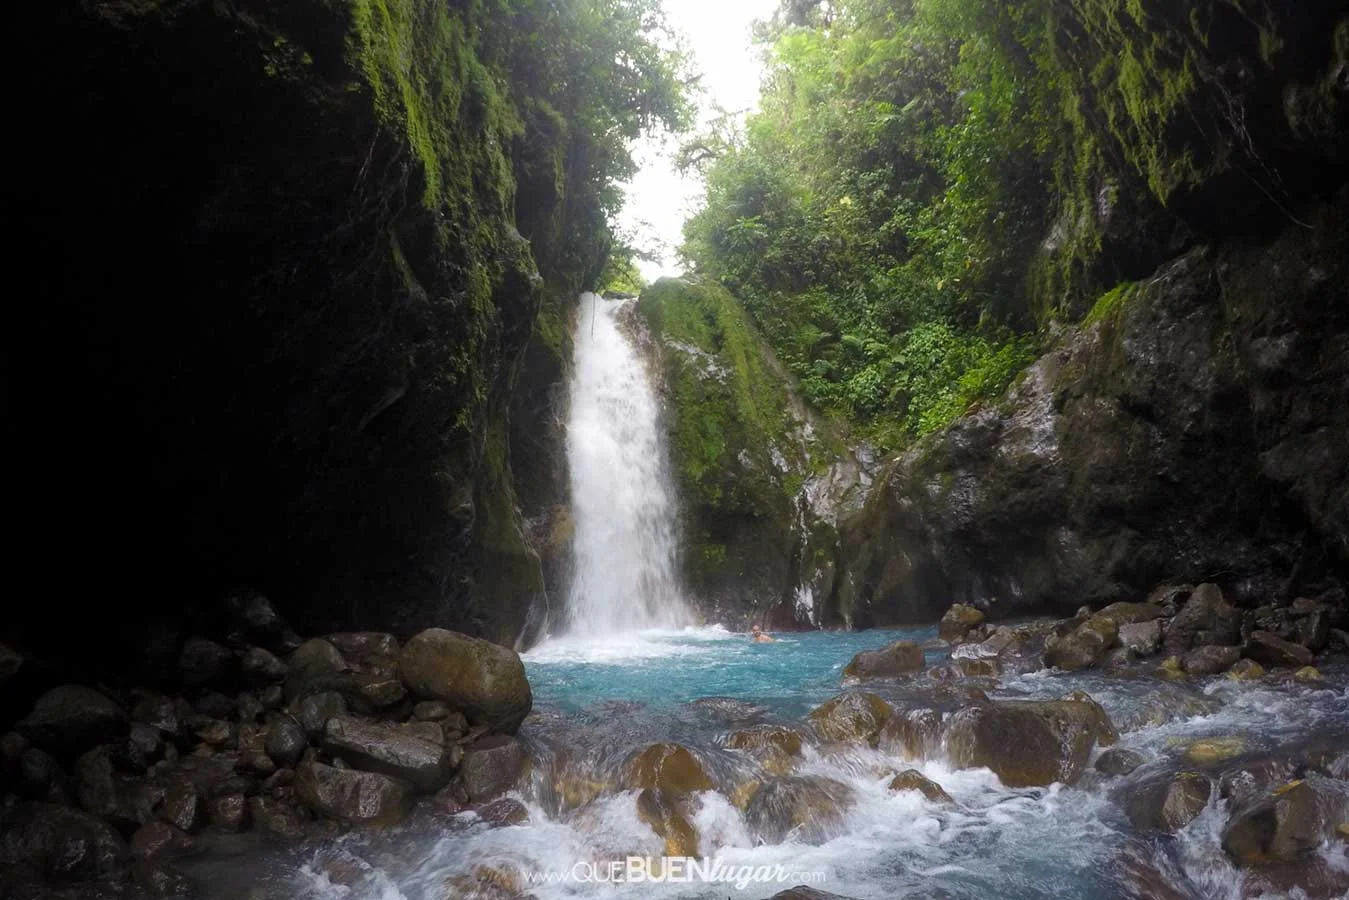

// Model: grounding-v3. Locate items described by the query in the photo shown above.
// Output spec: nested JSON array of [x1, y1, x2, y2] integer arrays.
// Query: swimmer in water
[[750, 625, 776, 643]]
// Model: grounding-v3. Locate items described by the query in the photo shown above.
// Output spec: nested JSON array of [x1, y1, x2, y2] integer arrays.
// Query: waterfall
[[561, 292, 691, 635]]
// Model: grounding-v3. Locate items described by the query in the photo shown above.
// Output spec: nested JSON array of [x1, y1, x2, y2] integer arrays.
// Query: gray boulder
[[459, 735, 527, 802], [1182, 644, 1242, 675], [842, 640, 924, 680], [295, 758, 411, 826], [18, 685, 127, 758], [321, 715, 455, 791], [397, 629, 532, 733]]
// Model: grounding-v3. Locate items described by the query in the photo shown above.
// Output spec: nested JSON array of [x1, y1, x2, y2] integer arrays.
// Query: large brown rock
[[397, 629, 532, 733], [321, 715, 455, 791], [938, 604, 985, 641], [295, 758, 411, 826], [284, 638, 348, 703], [1164, 583, 1241, 654], [625, 743, 713, 794], [1044, 614, 1118, 671], [807, 692, 892, 744], [1244, 631, 1314, 668], [459, 735, 528, 802], [944, 697, 1117, 787], [1222, 779, 1327, 865], [636, 787, 699, 857], [18, 686, 127, 758], [841, 640, 924, 680], [1182, 644, 1242, 675], [745, 776, 855, 845], [0, 802, 128, 881], [1126, 771, 1212, 832]]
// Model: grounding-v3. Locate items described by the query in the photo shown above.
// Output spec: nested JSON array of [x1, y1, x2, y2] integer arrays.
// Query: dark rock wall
[[6, 0, 609, 673]]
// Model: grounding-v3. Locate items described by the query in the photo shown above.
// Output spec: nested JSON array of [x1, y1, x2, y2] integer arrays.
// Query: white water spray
[[561, 293, 691, 635]]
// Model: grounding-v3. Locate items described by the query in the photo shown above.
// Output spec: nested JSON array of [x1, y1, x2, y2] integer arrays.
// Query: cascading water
[[560, 292, 691, 636]]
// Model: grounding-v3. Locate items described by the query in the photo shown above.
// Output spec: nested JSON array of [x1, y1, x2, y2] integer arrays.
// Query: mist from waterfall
[[560, 292, 692, 636]]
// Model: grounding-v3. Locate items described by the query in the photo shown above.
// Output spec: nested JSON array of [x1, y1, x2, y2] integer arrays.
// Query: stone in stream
[[1164, 583, 1241, 654], [0, 802, 129, 880], [295, 758, 411, 826], [807, 692, 893, 745], [459, 735, 528, 802], [625, 743, 713, 794], [1126, 771, 1212, 832], [745, 776, 855, 845], [1118, 620, 1163, 657], [726, 725, 804, 758], [1227, 658, 1265, 680], [284, 638, 349, 703], [397, 628, 533, 733], [321, 715, 455, 791], [477, 797, 530, 828], [248, 796, 306, 839], [1095, 748, 1146, 776], [18, 685, 128, 758], [943, 697, 1117, 787], [887, 769, 952, 804], [1222, 779, 1327, 865], [1244, 631, 1314, 669], [636, 787, 699, 857], [1182, 644, 1242, 675], [1184, 737, 1246, 766], [265, 715, 308, 767], [938, 604, 985, 642], [841, 640, 924, 680], [1043, 614, 1118, 671], [877, 707, 944, 761]]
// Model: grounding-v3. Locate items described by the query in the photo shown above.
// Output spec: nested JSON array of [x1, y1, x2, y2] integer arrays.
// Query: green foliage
[[681, 0, 1059, 444], [1082, 281, 1139, 327]]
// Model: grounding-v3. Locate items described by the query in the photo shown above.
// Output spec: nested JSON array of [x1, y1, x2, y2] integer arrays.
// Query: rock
[[767, 889, 860, 900], [1117, 620, 1163, 657], [459, 735, 527, 802], [326, 633, 400, 666], [1293, 665, 1322, 682], [353, 678, 406, 709], [195, 718, 234, 747], [1095, 748, 1146, 776], [0, 642, 21, 684], [1292, 604, 1332, 651], [1094, 602, 1164, 626], [261, 685, 285, 710], [938, 604, 985, 641], [413, 700, 452, 721], [0, 803, 128, 880], [193, 691, 236, 720], [887, 769, 952, 803], [1227, 658, 1265, 680], [1157, 655, 1185, 679], [397, 629, 533, 733], [179, 637, 234, 688], [807, 692, 892, 744], [842, 640, 924, 680], [131, 691, 183, 738], [129, 723, 164, 761], [134, 859, 194, 897], [129, 821, 193, 859], [234, 593, 285, 643], [635, 787, 697, 856], [1185, 737, 1246, 766], [18, 685, 127, 758], [1245, 631, 1314, 668], [248, 796, 305, 839], [944, 698, 1116, 787], [285, 638, 348, 703], [1127, 771, 1212, 832], [1164, 583, 1241, 654], [625, 743, 711, 795], [295, 758, 410, 827], [237, 692, 266, 724], [240, 647, 287, 684], [17, 747, 65, 801], [726, 725, 803, 757], [207, 792, 248, 831], [294, 690, 348, 739], [75, 746, 164, 827], [264, 716, 308, 768], [1223, 779, 1324, 865], [158, 778, 203, 832], [1182, 644, 1242, 675], [403, 721, 446, 746], [877, 707, 944, 760], [321, 716, 454, 791], [1044, 614, 1118, 671], [1219, 758, 1300, 808], [745, 776, 854, 845]]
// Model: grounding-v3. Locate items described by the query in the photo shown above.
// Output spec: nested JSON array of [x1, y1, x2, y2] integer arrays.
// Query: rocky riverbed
[[2, 583, 1347, 899]]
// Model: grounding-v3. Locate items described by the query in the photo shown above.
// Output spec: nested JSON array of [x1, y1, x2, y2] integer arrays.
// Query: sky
[[615, 0, 781, 280]]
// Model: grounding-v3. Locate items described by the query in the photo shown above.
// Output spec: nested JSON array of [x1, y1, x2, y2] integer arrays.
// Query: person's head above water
[[751, 625, 761, 634]]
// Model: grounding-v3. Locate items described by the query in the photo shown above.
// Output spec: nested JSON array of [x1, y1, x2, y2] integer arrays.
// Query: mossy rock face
[[624, 744, 714, 795], [634, 279, 864, 628], [943, 697, 1116, 787], [807, 692, 893, 745]]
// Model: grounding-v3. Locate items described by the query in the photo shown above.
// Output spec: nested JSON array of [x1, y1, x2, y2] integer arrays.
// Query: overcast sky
[[615, 0, 780, 280]]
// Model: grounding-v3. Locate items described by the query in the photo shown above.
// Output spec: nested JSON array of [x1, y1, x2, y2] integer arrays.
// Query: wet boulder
[[0, 802, 128, 881], [842, 640, 924, 680], [240, 647, 287, 685], [284, 638, 348, 703], [1227, 658, 1265, 680], [264, 715, 308, 768], [636, 787, 699, 856], [938, 604, 985, 641], [1126, 771, 1213, 832], [179, 637, 235, 689], [326, 633, 400, 669], [477, 797, 530, 828], [295, 758, 411, 826], [321, 715, 454, 791], [459, 735, 528, 802], [944, 698, 1116, 787], [1164, 583, 1241, 654], [1094, 602, 1164, 627], [1244, 631, 1314, 668], [726, 725, 804, 758], [248, 796, 306, 839], [1043, 614, 1118, 671], [294, 690, 348, 738], [75, 745, 165, 828], [745, 776, 855, 845], [18, 685, 127, 758], [134, 859, 194, 897], [1184, 737, 1247, 766], [1117, 620, 1163, 658], [887, 769, 952, 803], [397, 629, 532, 733], [625, 743, 712, 794], [1095, 748, 1146, 776], [206, 792, 248, 831], [877, 707, 944, 761], [807, 692, 892, 745], [1222, 779, 1331, 866], [1182, 645, 1242, 675], [129, 821, 193, 859]]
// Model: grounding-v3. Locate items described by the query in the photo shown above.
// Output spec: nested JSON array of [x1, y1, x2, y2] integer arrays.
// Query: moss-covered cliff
[[7, 0, 683, 672], [634, 279, 868, 627]]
